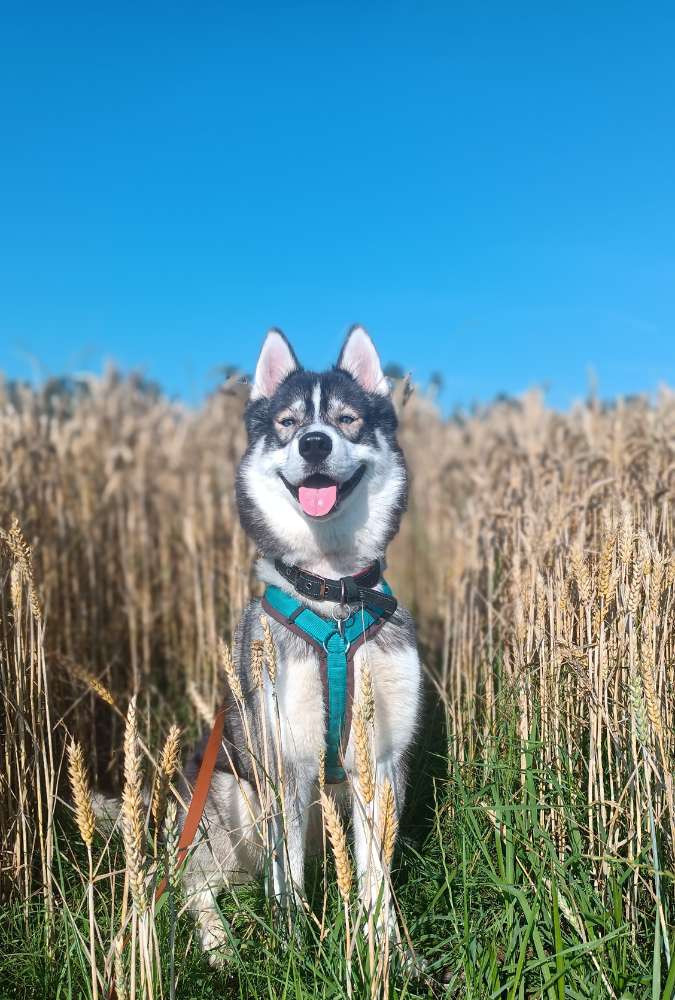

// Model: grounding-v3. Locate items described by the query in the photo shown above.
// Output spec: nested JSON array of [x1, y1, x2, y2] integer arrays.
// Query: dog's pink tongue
[[298, 484, 337, 517]]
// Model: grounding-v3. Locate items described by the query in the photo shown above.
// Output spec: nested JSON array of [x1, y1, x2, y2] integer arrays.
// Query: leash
[[153, 700, 227, 900], [107, 701, 227, 999]]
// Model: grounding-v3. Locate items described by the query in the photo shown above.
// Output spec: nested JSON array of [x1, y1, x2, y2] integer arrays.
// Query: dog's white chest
[[271, 647, 326, 764], [268, 631, 420, 773]]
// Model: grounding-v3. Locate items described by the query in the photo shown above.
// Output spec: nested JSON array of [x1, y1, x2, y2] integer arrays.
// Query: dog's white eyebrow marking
[[311, 381, 322, 421], [286, 398, 306, 416]]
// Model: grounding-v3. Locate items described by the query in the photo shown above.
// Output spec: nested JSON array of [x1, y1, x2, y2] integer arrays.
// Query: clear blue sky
[[1, 4, 674, 408]]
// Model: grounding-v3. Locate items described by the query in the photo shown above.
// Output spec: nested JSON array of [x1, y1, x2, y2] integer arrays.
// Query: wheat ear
[[260, 615, 278, 684], [67, 739, 96, 847], [379, 778, 398, 867], [151, 724, 181, 830], [353, 710, 374, 804], [250, 639, 265, 688], [218, 637, 243, 700], [360, 666, 375, 723], [570, 541, 592, 606], [71, 663, 116, 707], [321, 792, 352, 901]]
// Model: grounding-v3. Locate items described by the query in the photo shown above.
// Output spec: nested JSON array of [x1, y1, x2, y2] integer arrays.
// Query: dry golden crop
[[3, 372, 675, 995]]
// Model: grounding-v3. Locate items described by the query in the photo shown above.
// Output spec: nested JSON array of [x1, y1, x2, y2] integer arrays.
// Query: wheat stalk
[[187, 680, 214, 726], [66, 738, 98, 1000], [318, 748, 326, 793], [121, 696, 147, 915], [598, 529, 616, 603], [113, 936, 128, 1000], [164, 799, 179, 1000], [321, 790, 353, 997]]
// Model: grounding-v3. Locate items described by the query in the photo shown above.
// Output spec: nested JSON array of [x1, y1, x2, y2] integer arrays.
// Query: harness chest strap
[[261, 582, 394, 783]]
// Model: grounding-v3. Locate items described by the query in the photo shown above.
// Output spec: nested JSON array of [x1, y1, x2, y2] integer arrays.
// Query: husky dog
[[182, 326, 422, 961]]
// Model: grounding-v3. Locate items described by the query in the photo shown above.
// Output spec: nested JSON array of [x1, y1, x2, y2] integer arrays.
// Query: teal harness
[[262, 581, 394, 782]]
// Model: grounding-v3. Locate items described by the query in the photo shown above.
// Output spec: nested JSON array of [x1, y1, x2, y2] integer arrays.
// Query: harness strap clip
[[332, 598, 352, 637]]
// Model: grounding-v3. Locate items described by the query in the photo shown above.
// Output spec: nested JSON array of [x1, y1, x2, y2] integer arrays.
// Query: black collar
[[273, 558, 397, 617]]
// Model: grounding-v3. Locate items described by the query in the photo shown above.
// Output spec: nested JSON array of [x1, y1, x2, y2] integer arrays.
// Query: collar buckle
[[296, 571, 326, 600]]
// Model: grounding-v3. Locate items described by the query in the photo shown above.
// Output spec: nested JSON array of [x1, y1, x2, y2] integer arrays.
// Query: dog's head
[[236, 326, 408, 565]]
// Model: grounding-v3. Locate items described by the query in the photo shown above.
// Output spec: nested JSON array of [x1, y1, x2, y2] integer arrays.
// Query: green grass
[[1, 706, 672, 1000]]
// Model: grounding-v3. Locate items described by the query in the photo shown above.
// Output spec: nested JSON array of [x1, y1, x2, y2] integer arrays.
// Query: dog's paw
[[198, 916, 233, 968], [359, 905, 398, 944], [397, 945, 429, 978]]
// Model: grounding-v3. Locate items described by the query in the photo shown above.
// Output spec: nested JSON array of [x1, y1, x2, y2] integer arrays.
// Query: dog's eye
[[339, 414, 357, 426], [278, 417, 296, 429]]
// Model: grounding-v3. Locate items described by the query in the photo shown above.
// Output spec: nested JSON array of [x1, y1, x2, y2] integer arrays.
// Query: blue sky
[[1, 4, 674, 408]]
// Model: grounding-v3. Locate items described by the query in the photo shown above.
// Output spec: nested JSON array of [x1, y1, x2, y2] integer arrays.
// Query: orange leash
[[108, 701, 227, 998], [153, 701, 227, 901]]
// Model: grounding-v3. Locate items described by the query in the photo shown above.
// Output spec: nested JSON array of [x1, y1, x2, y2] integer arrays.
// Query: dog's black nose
[[298, 431, 333, 463]]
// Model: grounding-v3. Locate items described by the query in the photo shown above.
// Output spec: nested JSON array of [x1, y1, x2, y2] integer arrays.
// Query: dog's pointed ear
[[251, 329, 300, 400], [336, 325, 390, 396]]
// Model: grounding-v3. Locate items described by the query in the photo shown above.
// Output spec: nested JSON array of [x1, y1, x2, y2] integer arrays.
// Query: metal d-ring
[[331, 601, 353, 637], [323, 628, 351, 653]]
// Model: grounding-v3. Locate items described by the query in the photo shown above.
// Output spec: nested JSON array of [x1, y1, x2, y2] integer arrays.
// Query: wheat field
[[2, 371, 675, 998]]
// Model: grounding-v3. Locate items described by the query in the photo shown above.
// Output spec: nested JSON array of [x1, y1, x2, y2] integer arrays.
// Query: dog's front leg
[[352, 755, 404, 939], [268, 763, 314, 915]]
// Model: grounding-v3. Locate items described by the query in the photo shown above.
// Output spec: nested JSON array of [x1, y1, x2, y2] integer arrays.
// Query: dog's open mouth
[[279, 465, 366, 517]]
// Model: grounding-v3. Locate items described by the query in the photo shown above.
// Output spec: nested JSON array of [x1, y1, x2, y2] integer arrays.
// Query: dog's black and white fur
[[182, 326, 422, 960]]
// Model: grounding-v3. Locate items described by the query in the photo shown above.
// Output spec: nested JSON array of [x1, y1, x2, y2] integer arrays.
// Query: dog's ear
[[336, 325, 390, 396], [251, 329, 300, 400]]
